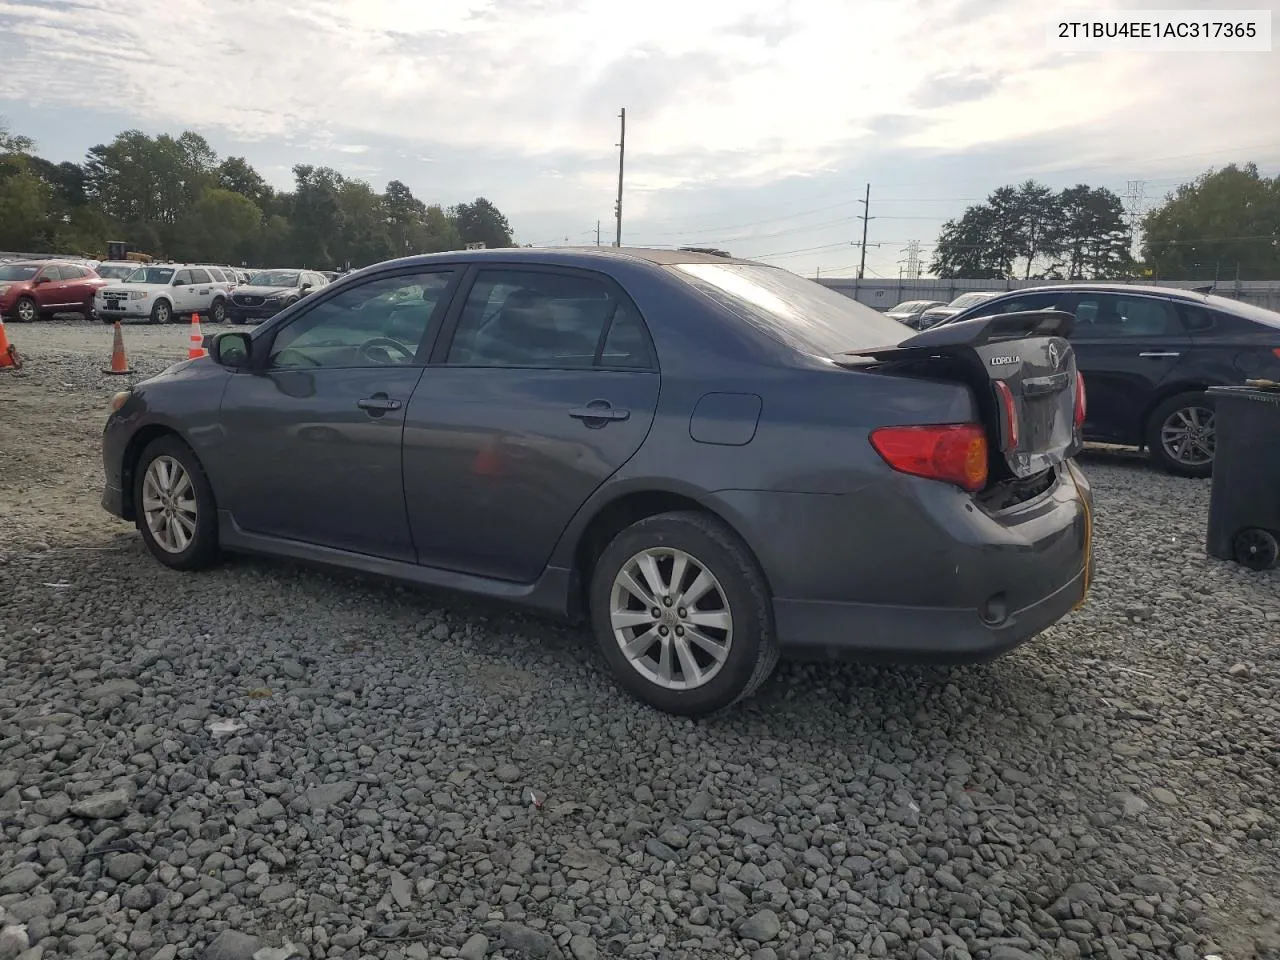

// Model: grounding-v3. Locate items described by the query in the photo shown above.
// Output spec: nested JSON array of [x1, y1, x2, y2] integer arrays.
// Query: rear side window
[[207, 267, 226, 282], [189, 268, 212, 284], [1070, 293, 1181, 338], [671, 261, 907, 357], [446, 269, 656, 370]]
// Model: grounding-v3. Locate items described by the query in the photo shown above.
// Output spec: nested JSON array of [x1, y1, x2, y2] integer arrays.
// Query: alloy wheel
[[16, 299, 35, 322], [609, 547, 733, 690], [1159, 405, 1215, 467], [142, 456, 198, 554]]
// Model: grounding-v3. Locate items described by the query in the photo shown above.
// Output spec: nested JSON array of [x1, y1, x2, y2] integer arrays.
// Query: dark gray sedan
[[101, 248, 1093, 715]]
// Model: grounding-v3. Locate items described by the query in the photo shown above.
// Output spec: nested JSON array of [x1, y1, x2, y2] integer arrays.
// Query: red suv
[[0, 260, 108, 322]]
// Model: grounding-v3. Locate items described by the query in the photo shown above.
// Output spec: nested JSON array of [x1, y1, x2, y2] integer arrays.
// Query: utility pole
[[855, 183, 877, 279], [614, 108, 626, 247], [596, 220, 601, 246]]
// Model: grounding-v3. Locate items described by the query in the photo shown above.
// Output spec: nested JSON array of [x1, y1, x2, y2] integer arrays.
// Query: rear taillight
[[1074, 372, 1087, 428], [869, 424, 989, 492], [992, 379, 1019, 450]]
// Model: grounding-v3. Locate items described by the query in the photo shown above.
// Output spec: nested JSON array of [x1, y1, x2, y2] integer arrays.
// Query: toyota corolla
[[101, 248, 1093, 715]]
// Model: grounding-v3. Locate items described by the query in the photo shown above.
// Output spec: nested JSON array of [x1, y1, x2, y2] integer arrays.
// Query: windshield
[[249, 270, 300, 288], [671, 262, 908, 356], [96, 264, 137, 280], [0, 264, 40, 281], [887, 300, 930, 313], [127, 267, 175, 284], [948, 292, 996, 308]]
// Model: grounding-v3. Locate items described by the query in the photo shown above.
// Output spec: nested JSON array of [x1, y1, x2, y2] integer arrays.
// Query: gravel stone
[[738, 909, 782, 942], [2, 323, 1278, 960]]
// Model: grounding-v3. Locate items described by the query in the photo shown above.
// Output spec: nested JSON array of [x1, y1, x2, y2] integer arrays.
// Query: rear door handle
[[569, 403, 630, 422], [1138, 352, 1180, 358], [357, 395, 402, 413]]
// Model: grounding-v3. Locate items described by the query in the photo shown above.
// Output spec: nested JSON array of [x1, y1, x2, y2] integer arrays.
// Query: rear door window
[[189, 268, 212, 284], [1070, 293, 1181, 338], [445, 269, 655, 370]]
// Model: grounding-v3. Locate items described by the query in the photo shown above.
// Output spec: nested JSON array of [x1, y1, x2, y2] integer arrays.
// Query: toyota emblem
[[1047, 341, 1061, 368]]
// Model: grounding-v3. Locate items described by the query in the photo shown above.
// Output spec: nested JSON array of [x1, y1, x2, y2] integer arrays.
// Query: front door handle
[[569, 402, 630, 423], [357, 395, 402, 413], [1138, 352, 1180, 358]]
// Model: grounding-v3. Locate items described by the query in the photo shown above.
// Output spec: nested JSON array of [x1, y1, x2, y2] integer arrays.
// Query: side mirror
[[210, 331, 252, 368], [300, 282, 313, 292], [34, 275, 51, 285]]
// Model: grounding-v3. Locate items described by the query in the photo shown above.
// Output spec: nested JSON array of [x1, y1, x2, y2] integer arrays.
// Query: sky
[[1, 0, 1277, 277]]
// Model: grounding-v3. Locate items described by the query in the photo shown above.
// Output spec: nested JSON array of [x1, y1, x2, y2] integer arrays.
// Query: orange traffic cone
[[187, 313, 206, 359], [0, 316, 20, 370], [102, 321, 133, 375]]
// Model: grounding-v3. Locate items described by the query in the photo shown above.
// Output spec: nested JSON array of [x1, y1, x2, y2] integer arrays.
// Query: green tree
[[0, 118, 34, 155], [172, 188, 264, 264], [337, 179, 393, 268], [289, 164, 346, 267], [1141, 163, 1280, 280], [452, 197, 513, 248], [217, 156, 273, 209], [0, 168, 52, 249], [1052, 185, 1132, 279]]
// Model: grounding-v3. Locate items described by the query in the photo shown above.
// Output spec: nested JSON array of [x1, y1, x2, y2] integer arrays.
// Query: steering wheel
[[357, 337, 416, 364]]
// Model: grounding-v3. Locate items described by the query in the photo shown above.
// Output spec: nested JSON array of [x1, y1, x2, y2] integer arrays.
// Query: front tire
[[132, 436, 219, 571], [150, 299, 173, 325], [589, 511, 779, 716], [1147, 391, 1215, 477], [14, 296, 37, 323]]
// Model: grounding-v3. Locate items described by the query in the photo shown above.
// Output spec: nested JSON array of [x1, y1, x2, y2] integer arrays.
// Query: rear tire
[[150, 299, 173, 325], [1147, 391, 1215, 478], [132, 436, 220, 571], [209, 297, 227, 324], [588, 511, 779, 716]]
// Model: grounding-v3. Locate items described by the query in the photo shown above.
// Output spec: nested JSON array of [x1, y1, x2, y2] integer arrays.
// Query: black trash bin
[[1205, 384, 1280, 570]]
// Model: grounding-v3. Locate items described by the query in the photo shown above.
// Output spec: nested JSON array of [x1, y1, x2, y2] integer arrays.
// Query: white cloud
[[0, 0, 1276, 274]]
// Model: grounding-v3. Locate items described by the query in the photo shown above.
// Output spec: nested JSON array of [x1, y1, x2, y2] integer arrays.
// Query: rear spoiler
[[841, 309, 1075, 361]]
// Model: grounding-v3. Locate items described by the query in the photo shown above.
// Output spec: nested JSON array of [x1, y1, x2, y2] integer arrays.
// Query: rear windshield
[[670, 262, 908, 356], [0, 264, 40, 281], [948, 292, 997, 308], [1204, 294, 1280, 329], [96, 264, 137, 280], [888, 300, 930, 312]]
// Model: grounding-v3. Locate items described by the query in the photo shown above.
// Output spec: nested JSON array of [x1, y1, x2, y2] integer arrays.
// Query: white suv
[[96, 264, 235, 324]]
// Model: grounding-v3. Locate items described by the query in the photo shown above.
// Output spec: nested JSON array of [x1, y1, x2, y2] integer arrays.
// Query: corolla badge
[[989, 355, 1019, 366]]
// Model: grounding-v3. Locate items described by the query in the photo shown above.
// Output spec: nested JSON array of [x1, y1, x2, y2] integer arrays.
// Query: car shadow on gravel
[[214, 549, 1070, 755]]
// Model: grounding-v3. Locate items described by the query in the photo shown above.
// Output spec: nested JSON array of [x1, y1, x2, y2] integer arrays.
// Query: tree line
[[0, 120, 516, 269], [930, 163, 1280, 281]]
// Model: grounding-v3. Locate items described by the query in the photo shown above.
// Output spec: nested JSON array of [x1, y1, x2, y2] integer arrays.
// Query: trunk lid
[[837, 309, 1082, 481]]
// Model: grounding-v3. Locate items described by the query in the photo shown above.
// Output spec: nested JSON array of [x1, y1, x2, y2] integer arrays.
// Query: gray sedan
[[101, 248, 1093, 715]]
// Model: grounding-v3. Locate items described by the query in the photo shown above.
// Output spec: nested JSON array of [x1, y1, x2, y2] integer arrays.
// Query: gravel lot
[[2, 319, 1278, 960]]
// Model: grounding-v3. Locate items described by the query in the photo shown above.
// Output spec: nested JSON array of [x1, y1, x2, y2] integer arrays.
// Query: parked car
[[884, 299, 946, 329], [95, 264, 232, 325], [228, 269, 330, 324], [0, 259, 107, 322], [939, 283, 1280, 477], [918, 291, 1002, 329], [101, 248, 1092, 715]]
